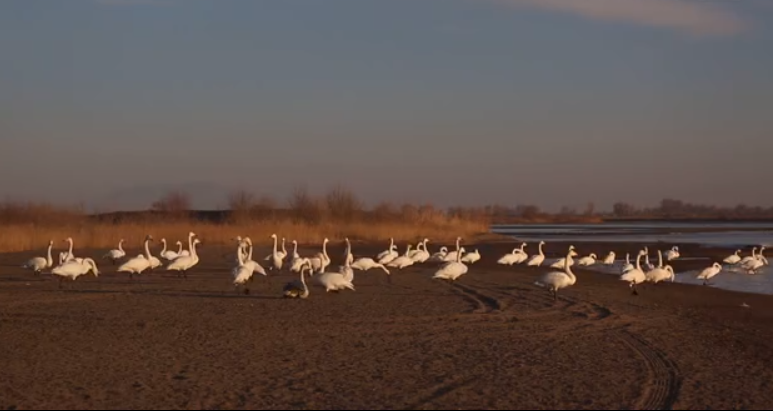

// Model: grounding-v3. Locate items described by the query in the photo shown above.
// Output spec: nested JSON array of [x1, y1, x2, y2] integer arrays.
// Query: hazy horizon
[[2, 0, 772, 212]]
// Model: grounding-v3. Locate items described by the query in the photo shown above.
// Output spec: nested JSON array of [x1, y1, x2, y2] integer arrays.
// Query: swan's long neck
[[626, 253, 630, 264], [191, 241, 199, 259], [520, 243, 526, 253], [272, 236, 278, 255], [564, 250, 576, 283], [237, 243, 245, 265], [455, 239, 462, 263], [389, 238, 394, 250], [143, 238, 152, 260], [119, 240, 125, 253], [293, 241, 298, 256], [46, 243, 53, 266], [67, 239, 74, 256], [405, 245, 412, 256], [177, 242, 184, 254], [281, 238, 287, 254], [188, 234, 194, 254], [635, 252, 643, 271], [760, 247, 766, 259], [160, 239, 166, 254], [538, 242, 544, 257], [345, 240, 352, 267], [658, 250, 663, 268]]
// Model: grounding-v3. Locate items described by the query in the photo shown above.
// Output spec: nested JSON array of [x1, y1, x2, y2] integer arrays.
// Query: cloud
[[497, 0, 747, 36]]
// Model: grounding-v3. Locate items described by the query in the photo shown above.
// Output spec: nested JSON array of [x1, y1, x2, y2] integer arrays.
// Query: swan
[[741, 257, 765, 275], [739, 247, 757, 265], [289, 240, 308, 273], [602, 251, 616, 265], [577, 253, 597, 267], [61, 237, 76, 263], [665, 246, 680, 261], [376, 238, 396, 261], [102, 239, 126, 265], [620, 249, 647, 295], [549, 245, 577, 269], [283, 260, 312, 299], [643, 254, 655, 272], [645, 250, 675, 284], [497, 244, 528, 266], [377, 244, 400, 265], [177, 240, 191, 257], [117, 235, 154, 280], [621, 253, 634, 274], [309, 238, 331, 274], [723, 249, 742, 265], [351, 257, 391, 275], [159, 239, 180, 261], [313, 250, 356, 293], [166, 234, 200, 279], [238, 238, 268, 277], [443, 243, 466, 263], [534, 245, 577, 300], [387, 244, 416, 269], [410, 238, 431, 263], [696, 262, 722, 285], [51, 258, 99, 289], [265, 234, 285, 271], [428, 246, 449, 263], [432, 237, 468, 281], [22, 240, 54, 275], [336, 238, 355, 282], [233, 240, 266, 294], [526, 241, 546, 267], [461, 248, 481, 264]]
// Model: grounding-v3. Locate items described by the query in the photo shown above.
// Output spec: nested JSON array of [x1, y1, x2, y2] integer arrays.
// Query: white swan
[[159, 239, 180, 261], [497, 244, 528, 266], [51, 258, 99, 289], [643, 254, 655, 272], [376, 238, 396, 261], [443, 242, 466, 263], [177, 240, 191, 257], [433, 237, 468, 281], [549, 245, 578, 269], [166, 234, 200, 279], [428, 246, 449, 263], [620, 249, 647, 295], [534, 245, 577, 300], [337, 238, 355, 282], [621, 253, 634, 274], [233, 240, 266, 294], [410, 238, 431, 263], [526, 241, 546, 267], [22, 240, 54, 275], [238, 237, 268, 278], [351, 257, 391, 275], [61, 237, 76, 263], [602, 251, 616, 265], [265, 233, 285, 271], [739, 247, 757, 265], [697, 262, 722, 285], [665, 246, 680, 261], [377, 244, 400, 265], [103, 239, 126, 265], [314, 251, 355, 293], [723, 249, 742, 265], [645, 250, 675, 284], [387, 244, 416, 269], [283, 260, 312, 299], [309, 238, 331, 274], [117, 235, 154, 280], [577, 253, 597, 267], [289, 240, 308, 273], [460, 248, 481, 264]]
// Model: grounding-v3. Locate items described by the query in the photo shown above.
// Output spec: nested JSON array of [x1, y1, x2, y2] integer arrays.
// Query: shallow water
[[492, 223, 773, 248], [580, 260, 772, 296]]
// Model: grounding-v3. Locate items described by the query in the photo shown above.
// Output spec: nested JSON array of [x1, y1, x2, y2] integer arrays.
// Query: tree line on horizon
[[1, 187, 772, 226]]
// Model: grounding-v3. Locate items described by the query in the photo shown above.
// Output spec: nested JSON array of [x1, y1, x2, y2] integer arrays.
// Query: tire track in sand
[[617, 331, 681, 410]]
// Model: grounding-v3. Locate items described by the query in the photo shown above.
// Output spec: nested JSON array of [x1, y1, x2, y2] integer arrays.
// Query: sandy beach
[[2, 240, 773, 410]]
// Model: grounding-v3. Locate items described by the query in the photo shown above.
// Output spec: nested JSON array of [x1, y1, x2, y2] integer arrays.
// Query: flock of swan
[[18, 234, 770, 300]]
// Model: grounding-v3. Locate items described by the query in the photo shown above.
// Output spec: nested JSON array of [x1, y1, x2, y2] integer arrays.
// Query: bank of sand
[[1, 240, 773, 410]]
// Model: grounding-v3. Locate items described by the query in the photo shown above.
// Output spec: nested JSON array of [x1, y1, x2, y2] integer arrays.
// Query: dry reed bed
[[0, 217, 489, 253]]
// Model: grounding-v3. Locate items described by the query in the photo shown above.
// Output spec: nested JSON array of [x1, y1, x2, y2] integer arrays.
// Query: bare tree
[[288, 185, 323, 223], [325, 185, 362, 222], [151, 191, 191, 217]]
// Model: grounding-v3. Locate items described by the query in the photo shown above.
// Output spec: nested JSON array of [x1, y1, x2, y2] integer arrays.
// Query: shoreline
[[2, 240, 773, 409]]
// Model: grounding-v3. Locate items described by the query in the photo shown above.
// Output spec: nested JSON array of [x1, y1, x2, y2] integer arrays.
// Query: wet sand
[[2, 240, 773, 410]]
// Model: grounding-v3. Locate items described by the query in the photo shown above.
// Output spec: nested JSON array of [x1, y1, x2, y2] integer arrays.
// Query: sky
[[1, 0, 772, 212]]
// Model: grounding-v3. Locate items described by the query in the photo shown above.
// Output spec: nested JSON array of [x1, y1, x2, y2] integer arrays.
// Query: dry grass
[[0, 217, 490, 253]]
